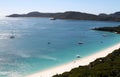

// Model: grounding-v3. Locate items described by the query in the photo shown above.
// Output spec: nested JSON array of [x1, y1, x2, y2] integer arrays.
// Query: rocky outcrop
[[93, 25, 120, 34]]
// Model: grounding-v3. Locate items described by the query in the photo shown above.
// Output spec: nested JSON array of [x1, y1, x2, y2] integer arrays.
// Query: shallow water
[[0, 17, 120, 77]]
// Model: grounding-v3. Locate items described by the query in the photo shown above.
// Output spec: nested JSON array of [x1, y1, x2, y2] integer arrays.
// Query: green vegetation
[[53, 48, 120, 77], [93, 26, 120, 34]]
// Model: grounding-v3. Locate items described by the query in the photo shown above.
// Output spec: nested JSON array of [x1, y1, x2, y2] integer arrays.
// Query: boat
[[10, 35, 15, 39], [78, 42, 84, 45], [9, 31, 15, 39], [102, 34, 107, 37], [48, 42, 51, 44], [76, 55, 81, 58], [50, 18, 56, 20], [114, 32, 118, 34]]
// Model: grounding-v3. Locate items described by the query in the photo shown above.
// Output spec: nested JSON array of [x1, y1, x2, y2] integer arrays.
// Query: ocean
[[0, 17, 120, 77]]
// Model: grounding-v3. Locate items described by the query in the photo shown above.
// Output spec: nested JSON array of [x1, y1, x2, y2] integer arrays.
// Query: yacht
[[50, 18, 56, 20], [10, 35, 15, 39]]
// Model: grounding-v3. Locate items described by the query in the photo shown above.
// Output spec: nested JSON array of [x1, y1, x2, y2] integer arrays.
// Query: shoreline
[[25, 42, 120, 77]]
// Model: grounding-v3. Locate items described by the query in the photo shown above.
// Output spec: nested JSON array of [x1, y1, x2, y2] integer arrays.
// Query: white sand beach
[[26, 42, 120, 77]]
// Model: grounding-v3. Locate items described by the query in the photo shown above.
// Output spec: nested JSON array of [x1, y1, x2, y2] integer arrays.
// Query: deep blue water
[[0, 17, 120, 77]]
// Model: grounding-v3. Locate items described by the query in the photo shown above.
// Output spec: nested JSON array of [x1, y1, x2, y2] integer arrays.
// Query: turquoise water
[[0, 17, 120, 77]]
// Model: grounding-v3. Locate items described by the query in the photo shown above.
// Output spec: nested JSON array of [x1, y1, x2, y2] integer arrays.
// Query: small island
[[92, 25, 120, 34]]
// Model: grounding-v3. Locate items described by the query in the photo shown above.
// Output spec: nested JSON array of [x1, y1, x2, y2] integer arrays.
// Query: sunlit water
[[0, 17, 120, 77]]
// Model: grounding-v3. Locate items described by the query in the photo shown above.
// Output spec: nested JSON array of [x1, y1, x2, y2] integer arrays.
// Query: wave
[[40, 27, 48, 29], [12, 50, 57, 61], [0, 58, 3, 61], [6, 71, 23, 77], [0, 71, 22, 77], [39, 55, 57, 61], [18, 54, 31, 58], [0, 71, 10, 76], [10, 51, 58, 61]]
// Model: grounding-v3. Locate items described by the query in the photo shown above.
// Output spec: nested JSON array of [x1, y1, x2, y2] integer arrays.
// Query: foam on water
[[37, 55, 57, 61]]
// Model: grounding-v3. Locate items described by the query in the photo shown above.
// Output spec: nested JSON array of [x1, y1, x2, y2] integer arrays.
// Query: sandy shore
[[26, 42, 120, 77]]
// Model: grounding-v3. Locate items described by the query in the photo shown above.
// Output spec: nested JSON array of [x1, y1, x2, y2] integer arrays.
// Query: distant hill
[[7, 11, 56, 17], [53, 48, 120, 77], [7, 11, 120, 22], [98, 13, 108, 17], [110, 12, 120, 17]]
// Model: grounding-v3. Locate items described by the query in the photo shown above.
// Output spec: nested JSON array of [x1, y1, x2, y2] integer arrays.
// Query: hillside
[[53, 48, 120, 77], [93, 25, 120, 34], [110, 12, 120, 17], [7, 11, 120, 22]]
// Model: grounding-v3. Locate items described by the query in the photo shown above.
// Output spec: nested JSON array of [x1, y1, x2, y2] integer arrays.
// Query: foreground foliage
[[53, 48, 120, 77]]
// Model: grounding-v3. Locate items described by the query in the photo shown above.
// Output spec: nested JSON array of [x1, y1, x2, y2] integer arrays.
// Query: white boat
[[78, 41, 84, 45], [76, 55, 81, 58], [10, 31, 15, 39], [102, 34, 107, 37], [49, 18, 56, 20]]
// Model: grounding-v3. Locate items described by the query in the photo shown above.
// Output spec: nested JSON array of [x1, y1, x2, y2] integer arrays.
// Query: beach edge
[[25, 42, 120, 77]]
